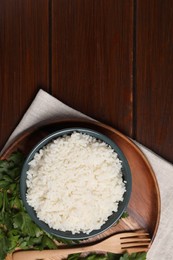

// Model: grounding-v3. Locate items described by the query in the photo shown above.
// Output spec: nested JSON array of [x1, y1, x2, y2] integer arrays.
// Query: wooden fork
[[12, 231, 151, 260]]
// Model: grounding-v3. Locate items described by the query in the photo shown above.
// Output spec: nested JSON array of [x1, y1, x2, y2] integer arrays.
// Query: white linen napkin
[[2, 89, 173, 260]]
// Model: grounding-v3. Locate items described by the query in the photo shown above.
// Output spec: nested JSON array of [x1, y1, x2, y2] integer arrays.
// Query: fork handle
[[12, 246, 97, 260]]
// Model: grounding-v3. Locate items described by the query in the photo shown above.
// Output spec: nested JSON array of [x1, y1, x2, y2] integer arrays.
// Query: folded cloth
[[1, 89, 173, 260]]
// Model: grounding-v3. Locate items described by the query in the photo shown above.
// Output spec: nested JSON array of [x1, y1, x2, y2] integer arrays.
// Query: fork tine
[[120, 232, 150, 238], [119, 232, 151, 254], [127, 247, 149, 254], [121, 237, 151, 243], [122, 242, 151, 248]]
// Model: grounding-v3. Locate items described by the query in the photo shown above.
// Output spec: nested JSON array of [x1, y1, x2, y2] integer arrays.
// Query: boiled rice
[[26, 132, 126, 234]]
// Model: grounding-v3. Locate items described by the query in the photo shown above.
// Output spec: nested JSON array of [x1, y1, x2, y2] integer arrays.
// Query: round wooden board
[[1, 119, 160, 257]]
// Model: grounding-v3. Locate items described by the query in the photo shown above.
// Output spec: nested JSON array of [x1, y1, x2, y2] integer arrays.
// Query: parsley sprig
[[66, 252, 147, 260], [0, 151, 146, 260]]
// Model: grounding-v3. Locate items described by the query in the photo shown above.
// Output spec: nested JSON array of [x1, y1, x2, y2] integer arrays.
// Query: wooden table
[[0, 0, 173, 163]]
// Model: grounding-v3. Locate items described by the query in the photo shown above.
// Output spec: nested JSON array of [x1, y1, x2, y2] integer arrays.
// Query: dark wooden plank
[[0, 0, 49, 149], [52, 0, 133, 136], [136, 0, 173, 163]]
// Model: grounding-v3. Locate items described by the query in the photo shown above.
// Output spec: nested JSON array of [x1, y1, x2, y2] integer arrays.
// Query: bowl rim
[[20, 127, 132, 240]]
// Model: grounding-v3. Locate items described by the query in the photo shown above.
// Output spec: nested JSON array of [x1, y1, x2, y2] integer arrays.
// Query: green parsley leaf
[[65, 252, 147, 260], [121, 212, 129, 219], [0, 230, 9, 260], [120, 252, 147, 260]]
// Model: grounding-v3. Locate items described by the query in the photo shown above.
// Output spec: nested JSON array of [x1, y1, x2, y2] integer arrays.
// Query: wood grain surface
[[136, 0, 173, 163], [51, 0, 133, 136], [0, 0, 50, 147], [0, 0, 173, 163]]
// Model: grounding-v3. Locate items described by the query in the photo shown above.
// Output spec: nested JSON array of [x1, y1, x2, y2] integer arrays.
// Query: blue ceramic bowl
[[20, 127, 132, 240]]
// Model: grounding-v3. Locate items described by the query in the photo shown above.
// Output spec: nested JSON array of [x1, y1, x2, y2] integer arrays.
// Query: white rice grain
[[26, 132, 126, 234]]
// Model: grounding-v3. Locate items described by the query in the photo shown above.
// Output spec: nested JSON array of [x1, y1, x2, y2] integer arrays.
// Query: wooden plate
[[1, 119, 160, 259]]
